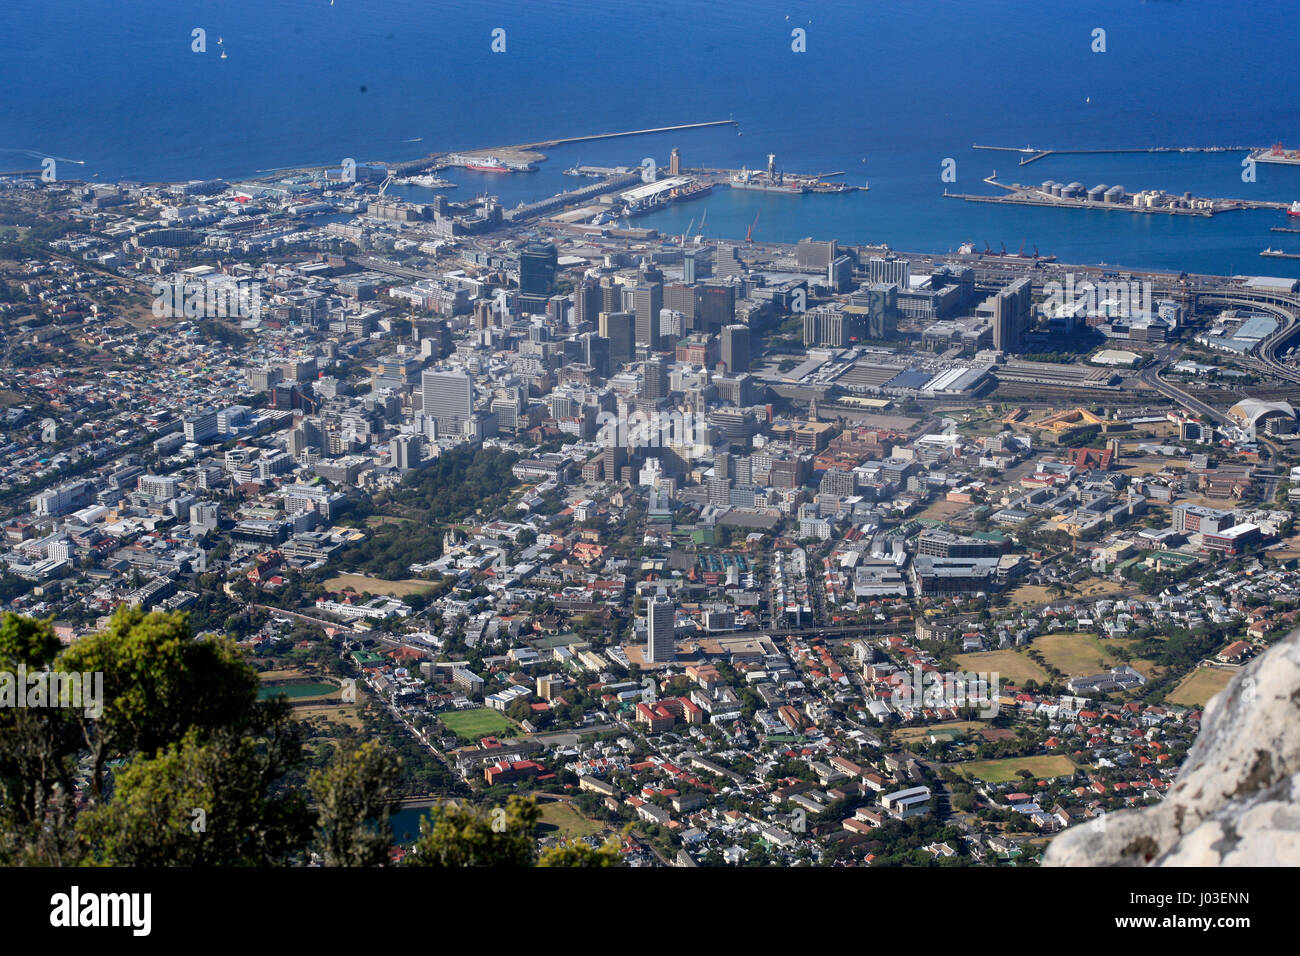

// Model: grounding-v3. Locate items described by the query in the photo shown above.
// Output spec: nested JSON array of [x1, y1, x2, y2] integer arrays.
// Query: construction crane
[[745, 211, 760, 243]]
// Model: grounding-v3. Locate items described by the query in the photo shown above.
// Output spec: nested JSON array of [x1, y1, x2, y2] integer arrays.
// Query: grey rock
[[1044, 628, 1300, 866]]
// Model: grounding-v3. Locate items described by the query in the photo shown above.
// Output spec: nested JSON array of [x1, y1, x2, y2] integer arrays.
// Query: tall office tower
[[682, 246, 714, 284], [721, 324, 750, 373], [421, 369, 473, 436], [473, 297, 496, 330], [715, 451, 731, 480], [641, 357, 669, 401], [546, 295, 568, 325], [858, 282, 900, 339], [669, 146, 681, 176], [646, 594, 676, 663], [664, 282, 699, 330], [580, 332, 610, 377], [633, 281, 663, 350], [390, 434, 419, 472], [696, 282, 736, 333], [573, 279, 601, 329], [796, 237, 838, 273], [734, 455, 753, 485], [519, 242, 557, 298], [602, 445, 627, 482], [600, 310, 636, 365], [992, 276, 1032, 353], [866, 255, 910, 287], [600, 280, 622, 314]]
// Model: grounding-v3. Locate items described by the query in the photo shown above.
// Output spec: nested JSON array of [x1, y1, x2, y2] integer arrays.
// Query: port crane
[[680, 217, 695, 246], [745, 211, 760, 243]]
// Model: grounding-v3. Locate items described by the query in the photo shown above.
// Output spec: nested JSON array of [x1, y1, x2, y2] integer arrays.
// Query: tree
[[58, 606, 261, 801], [405, 795, 539, 867], [76, 726, 312, 867], [538, 838, 622, 867], [310, 740, 403, 867]]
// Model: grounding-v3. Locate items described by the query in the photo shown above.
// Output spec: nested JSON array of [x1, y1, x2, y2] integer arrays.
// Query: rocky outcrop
[[1044, 628, 1300, 866]]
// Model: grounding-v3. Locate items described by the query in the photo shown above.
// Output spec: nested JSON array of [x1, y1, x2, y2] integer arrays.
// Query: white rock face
[[1044, 629, 1300, 866]]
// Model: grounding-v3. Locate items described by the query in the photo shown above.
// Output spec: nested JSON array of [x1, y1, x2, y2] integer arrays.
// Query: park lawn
[[325, 573, 434, 597], [1167, 666, 1235, 708], [1031, 632, 1155, 678], [1005, 583, 1056, 606], [953, 649, 1049, 686], [956, 754, 1078, 784], [296, 702, 366, 729], [894, 720, 988, 743], [258, 681, 337, 702], [536, 801, 603, 840], [440, 708, 519, 740]]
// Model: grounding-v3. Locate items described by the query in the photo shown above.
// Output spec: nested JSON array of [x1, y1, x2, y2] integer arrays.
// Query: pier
[[972, 143, 1252, 166]]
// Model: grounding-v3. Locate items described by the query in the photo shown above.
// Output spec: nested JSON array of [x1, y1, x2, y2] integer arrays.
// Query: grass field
[[1031, 632, 1156, 679], [1167, 666, 1235, 708], [536, 801, 603, 839], [894, 720, 987, 743], [956, 754, 1078, 783], [258, 681, 337, 701], [953, 649, 1049, 686], [325, 573, 434, 597], [296, 702, 366, 729], [440, 708, 518, 740]]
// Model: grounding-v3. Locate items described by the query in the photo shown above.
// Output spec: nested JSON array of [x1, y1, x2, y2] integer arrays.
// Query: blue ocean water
[[3, 0, 1299, 275]]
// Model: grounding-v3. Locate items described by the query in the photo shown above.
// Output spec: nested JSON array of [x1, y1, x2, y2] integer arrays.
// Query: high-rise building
[[646, 594, 676, 663], [641, 357, 669, 401], [683, 246, 713, 284], [796, 238, 838, 273], [721, 324, 750, 373], [579, 332, 610, 377], [696, 282, 735, 333], [390, 434, 419, 471], [633, 281, 663, 350], [669, 147, 681, 176], [992, 277, 1032, 353], [866, 255, 910, 287], [519, 243, 557, 298], [573, 279, 601, 328], [421, 369, 473, 436], [599, 310, 635, 365]]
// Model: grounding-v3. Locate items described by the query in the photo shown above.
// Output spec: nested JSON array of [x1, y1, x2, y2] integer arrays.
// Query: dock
[[973, 143, 1252, 166], [945, 176, 1289, 217]]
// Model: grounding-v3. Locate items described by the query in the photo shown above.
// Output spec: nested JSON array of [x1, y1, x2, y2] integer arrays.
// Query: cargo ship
[[730, 167, 807, 193], [1252, 143, 1300, 165]]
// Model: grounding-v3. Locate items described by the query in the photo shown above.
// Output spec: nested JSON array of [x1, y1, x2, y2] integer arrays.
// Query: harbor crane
[[745, 211, 760, 243]]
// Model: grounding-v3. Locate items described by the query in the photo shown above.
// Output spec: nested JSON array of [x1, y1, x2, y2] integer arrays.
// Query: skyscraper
[[633, 281, 663, 350], [519, 243, 557, 297], [646, 594, 676, 663], [421, 369, 473, 436], [641, 357, 669, 401], [721, 324, 750, 373], [992, 277, 1032, 353], [600, 310, 635, 365]]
